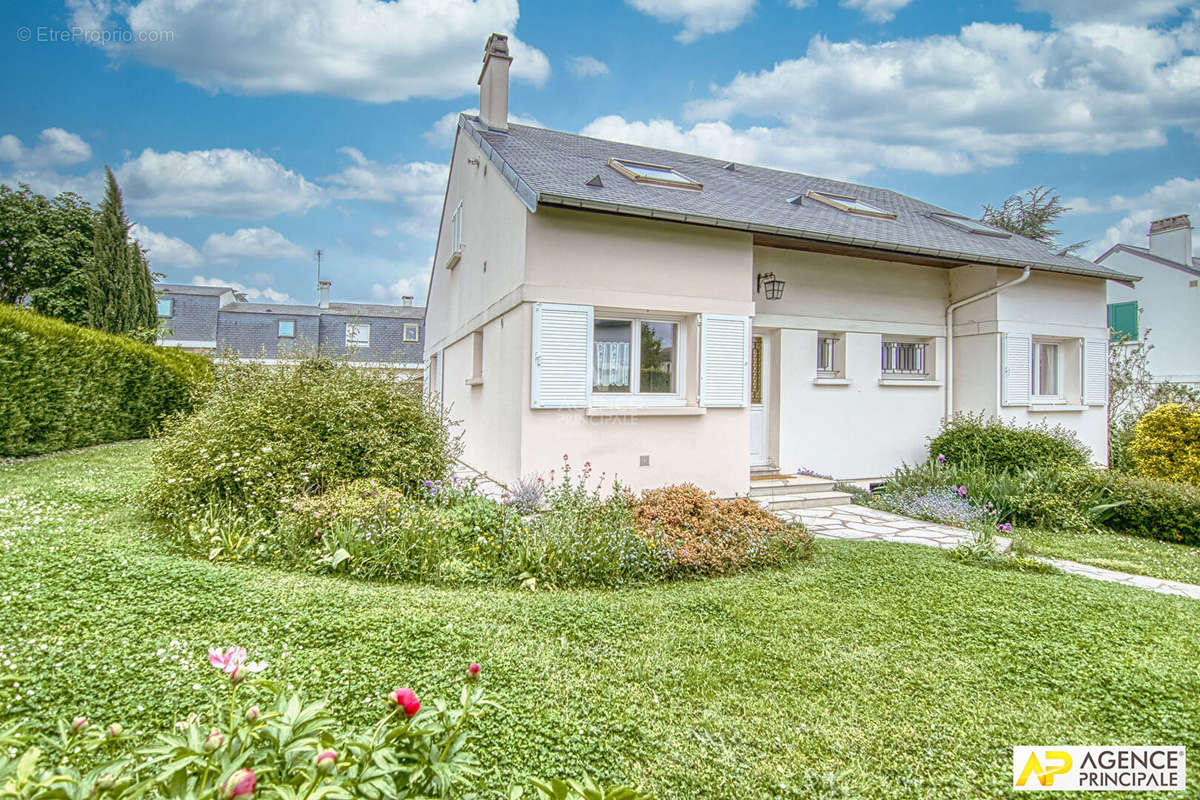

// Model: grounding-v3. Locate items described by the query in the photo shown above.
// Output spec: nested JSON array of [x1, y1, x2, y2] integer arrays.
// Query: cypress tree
[[90, 167, 156, 334]]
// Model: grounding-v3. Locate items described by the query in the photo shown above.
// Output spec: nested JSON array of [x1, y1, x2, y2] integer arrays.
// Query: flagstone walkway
[[775, 503, 1200, 601]]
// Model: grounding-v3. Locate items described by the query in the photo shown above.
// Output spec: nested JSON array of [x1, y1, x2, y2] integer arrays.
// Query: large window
[[881, 339, 928, 376], [156, 297, 173, 318], [1032, 340, 1062, 400], [345, 323, 370, 347], [593, 317, 677, 395]]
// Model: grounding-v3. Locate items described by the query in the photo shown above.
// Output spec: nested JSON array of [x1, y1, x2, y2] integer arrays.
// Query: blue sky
[[2, 0, 1197, 306]]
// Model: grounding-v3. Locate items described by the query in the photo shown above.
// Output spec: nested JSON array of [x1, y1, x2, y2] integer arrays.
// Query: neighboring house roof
[[1094, 243, 1200, 278], [156, 283, 237, 296], [458, 115, 1139, 284], [323, 302, 424, 319], [220, 303, 323, 316]]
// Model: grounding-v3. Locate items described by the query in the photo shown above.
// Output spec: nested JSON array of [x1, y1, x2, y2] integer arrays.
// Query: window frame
[[156, 297, 174, 318], [817, 332, 844, 378], [589, 312, 686, 408], [880, 336, 932, 379], [929, 212, 1011, 238], [345, 322, 371, 347], [1031, 338, 1065, 403], [277, 319, 296, 339], [607, 158, 702, 191], [806, 190, 897, 219], [403, 322, 420, 342], [450, 202, 463, 254]]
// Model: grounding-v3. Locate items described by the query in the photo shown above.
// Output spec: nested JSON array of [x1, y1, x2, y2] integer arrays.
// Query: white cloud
[[568, 56, 610, 78], [625, 0, 757, 43], [130, 223, 203, 268], [323, 148, 447, 204], [1071, 177, 1200, 259], [840, 0, 912, 23], [621, 21, 1200, 179], [116, 148, 324, 218], [0, 128, 92, 169], [423, 108, 543, 146], [202, 227, 308, 263], [369, 270, 429, 305], [190, 275, 297, 304], [69, 0, 550, 103], [1018, 0, 1192, 25]]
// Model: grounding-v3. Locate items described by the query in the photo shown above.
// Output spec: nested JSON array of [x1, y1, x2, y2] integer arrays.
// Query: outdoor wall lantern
[[756, 272, 786, 300]]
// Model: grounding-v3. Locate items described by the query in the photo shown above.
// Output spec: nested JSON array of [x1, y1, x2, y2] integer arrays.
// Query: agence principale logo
[[1013, 747, 1185, 791]]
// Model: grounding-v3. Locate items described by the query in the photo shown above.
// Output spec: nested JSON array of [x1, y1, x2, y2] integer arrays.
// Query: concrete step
[[749, 474, 836, 496], [757, 490, 855, 511]]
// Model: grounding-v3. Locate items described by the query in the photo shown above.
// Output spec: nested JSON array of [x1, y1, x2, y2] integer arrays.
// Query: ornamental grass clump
[[633, 483, 814, 577]]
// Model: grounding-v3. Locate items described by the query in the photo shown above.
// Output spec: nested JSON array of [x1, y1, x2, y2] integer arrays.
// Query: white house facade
[[423, 36, 1137, 497], [1097, 215, 1200, 386]]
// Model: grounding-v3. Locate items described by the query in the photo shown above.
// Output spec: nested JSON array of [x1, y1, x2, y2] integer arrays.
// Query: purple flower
[[956, 485, 968, 499], [936, 454, 946, 464], [997, 522, 1013, 534]]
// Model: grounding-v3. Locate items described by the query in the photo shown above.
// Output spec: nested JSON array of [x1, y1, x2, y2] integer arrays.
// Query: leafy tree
[[981, 185, 1088, 255], [90, 167, 157, 334], [0, 184, 98, 326]]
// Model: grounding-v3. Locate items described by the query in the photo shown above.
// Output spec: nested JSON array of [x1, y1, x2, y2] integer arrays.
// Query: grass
[[1016, 526, 1200, 586], [3, 442, 1200, 799]]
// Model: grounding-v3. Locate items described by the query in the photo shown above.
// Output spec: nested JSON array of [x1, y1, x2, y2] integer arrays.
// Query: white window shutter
[[1001, 332, 1032, 406], [531, 303, 592, 409], [1084, 337, 1108, 406], [700, 314, 750, 407]]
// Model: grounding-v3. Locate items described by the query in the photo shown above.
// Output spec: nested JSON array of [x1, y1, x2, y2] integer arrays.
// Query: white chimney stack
[[401, 295, 413, 306], [478, 33, 512, 131], [1148, 214, 1193, 265], [317, 280, 331, 309]]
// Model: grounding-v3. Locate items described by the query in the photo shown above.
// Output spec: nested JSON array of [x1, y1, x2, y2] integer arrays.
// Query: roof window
[[608, 158, 701, 190], [805, 190, 896, 219], [929, 212, 1012, 238]]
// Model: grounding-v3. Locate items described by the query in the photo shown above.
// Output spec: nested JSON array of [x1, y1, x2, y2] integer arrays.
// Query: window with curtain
[[592, 318, 678, 394]]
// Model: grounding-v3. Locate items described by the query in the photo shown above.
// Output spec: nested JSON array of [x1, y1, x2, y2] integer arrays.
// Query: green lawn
[[3, 442, 1200, 799], [1016, 526, 1200, 586]]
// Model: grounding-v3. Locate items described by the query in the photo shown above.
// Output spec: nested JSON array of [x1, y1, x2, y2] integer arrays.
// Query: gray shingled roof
[[156, 283, 237, 296], [1096, 243, 1196, 278], [220, 301, 423, 318], [460, 115, 1139, 284]]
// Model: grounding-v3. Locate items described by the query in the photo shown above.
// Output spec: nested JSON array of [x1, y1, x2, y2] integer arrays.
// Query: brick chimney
[[1148, 214, 1193, 265], [478, 33, 512, 131], [317, 280, 331, 309]]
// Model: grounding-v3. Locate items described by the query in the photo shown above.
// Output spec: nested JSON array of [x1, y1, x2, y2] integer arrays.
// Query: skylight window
[[608, 158, 702, 190], [805, 190, 896, 219], [929, 212, 1012, 238]]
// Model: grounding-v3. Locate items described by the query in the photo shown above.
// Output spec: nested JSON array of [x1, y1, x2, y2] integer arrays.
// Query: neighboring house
[[155, 282, 425, 372], [1096, 214, 1200, 386], [423, 35, 1139, 496]]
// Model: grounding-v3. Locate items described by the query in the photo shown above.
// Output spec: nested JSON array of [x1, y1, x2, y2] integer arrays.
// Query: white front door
[[750, 334, 770, 467]]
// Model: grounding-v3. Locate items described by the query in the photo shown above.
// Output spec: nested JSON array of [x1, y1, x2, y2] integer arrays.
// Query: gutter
[[944, 266, 1031, 420]]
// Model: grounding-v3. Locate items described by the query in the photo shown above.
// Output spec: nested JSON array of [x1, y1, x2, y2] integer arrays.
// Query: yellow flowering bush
[[1129, 403, 1200, 487]]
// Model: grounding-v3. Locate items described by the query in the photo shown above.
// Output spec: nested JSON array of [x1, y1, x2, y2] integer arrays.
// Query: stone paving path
[[776, 503, 1200, 601]]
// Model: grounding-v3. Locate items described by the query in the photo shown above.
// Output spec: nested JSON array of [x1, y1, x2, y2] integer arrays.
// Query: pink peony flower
[[208, 648, 267, 678], [388, 688, 421, 717], [221, 769, 256, 800], [315, 750, 338, 774]]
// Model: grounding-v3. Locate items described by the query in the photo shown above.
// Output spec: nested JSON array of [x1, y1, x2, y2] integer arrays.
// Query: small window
[[806, 190, 896, 219], [608, 158, 702, 190], [469, 330, 483, 385], [156, 297, 174, 318], [403, 322, 420, 342], [450, 202, 463, 254], [277, 320, 295, 338], [593, 317, 678, 395], [817, 333, 844, 378], [1032, 340, 1062, 400], [881, 339, 929, 377], [929, 212, 1011, 238], [1107, 301, 1138, 342], [345, 323, 370, 347]]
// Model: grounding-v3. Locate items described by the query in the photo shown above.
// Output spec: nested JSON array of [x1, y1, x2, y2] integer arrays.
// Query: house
[[155, 281, 425, 372], [1096, 215, 1199, 386], [423, 35, 1140, 497]]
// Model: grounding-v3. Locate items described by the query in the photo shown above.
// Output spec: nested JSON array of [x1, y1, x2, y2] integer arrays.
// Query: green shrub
[[142, 356, 456, 522], [0, 306, 210, 456], [928, 413, 1090, 472], [1063, 469, 1200, 545], [1128, 403, 1200, 486]]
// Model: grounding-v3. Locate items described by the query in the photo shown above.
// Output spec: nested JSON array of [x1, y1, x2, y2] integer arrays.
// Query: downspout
[[945, 266, 1032, 421]]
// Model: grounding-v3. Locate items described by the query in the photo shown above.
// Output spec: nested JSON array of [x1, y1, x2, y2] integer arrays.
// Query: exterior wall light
[[756, 272, 786, 300]]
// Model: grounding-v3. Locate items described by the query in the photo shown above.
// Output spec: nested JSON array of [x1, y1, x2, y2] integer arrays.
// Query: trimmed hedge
[[1066, 469, 1200, 546], [1129, 403, 1200, 486], [0, 306, 211, 456], [929, 413, 1090, 472]]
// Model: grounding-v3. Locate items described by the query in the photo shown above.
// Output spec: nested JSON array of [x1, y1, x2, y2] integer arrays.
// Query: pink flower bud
[[244, 706, 259, 722], [70, 716, 88, 735], [230, 664, 248, 685], [388, 688, 421, 717], [315, 750, 337, 774], [106, 723, 122, 739], [204, 729, 224, 752], [220, 769, 256, 800], [466, 663, 481, 681]]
